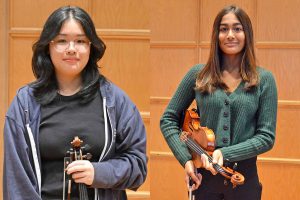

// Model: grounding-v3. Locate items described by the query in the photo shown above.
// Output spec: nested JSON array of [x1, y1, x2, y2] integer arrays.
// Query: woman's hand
[[201, 149, 223, 175], [185, 160, 202, 191], [66, 160, 94, 185]]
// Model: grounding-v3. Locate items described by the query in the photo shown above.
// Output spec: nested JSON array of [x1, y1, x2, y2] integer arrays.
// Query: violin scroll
[[71, 136, 83, 148], [70, 136, 92, 160], [230, 173, 245, 187], [218, 165, 245, 187]]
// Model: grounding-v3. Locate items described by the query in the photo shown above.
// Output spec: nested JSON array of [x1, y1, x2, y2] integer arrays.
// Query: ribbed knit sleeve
[[220, 69, 278, 161], [160, 65, 203, 167]]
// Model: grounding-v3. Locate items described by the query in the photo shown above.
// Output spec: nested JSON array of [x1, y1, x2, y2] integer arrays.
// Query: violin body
[[180, 109, 245, 187], [182, 109, 215, 155]]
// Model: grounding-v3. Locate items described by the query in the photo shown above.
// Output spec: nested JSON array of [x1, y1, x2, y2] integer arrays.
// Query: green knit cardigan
[[160, 64, 278, 167]]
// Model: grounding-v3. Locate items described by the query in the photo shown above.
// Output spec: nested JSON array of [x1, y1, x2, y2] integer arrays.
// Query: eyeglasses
[[50, 39, 91, 52]]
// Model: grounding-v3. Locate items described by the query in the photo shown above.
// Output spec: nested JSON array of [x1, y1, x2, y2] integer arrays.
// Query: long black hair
[[30, 6, 106, 105]]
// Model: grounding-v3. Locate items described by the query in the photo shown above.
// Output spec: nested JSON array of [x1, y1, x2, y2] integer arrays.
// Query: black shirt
[[39, 91, 105, 199]]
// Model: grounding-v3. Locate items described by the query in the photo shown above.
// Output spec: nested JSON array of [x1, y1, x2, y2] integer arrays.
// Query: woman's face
[[49, 18, 90, 80], [218, 12, 245, 57]]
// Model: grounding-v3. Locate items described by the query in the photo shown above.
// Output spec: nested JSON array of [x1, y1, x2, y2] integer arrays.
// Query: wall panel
[[199, 47, 210, 63], [257, 0, 300, 42], [256, 49, 300, 100], [258, 162, 300, 200], [150, 0, 199, 42], [263, 103, 300, 158], [8, 35, 36, 101], [151, 48, 198, 96], [100, 38, 150, 111], [150, 155, 187, 200], [10, 0, 89, 28], [92, 0, 148, 29], [150, 98, 171, 152]]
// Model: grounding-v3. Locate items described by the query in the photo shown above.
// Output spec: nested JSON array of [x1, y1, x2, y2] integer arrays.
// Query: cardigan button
[[222, 138, 229, 144], [224, 99, 229, 105], [223, 112, 229, 117], [223, 125, 228, 131]]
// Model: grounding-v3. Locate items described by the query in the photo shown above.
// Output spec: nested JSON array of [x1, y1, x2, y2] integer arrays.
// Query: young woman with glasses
[[3, 6, 147, 200]]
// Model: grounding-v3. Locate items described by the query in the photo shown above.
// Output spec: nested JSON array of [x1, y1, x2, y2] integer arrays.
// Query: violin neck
[[185, 137, 223, 172]]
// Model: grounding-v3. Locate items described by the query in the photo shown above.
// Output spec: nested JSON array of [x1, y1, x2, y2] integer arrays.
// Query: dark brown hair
[[196, 5, 258, 93]]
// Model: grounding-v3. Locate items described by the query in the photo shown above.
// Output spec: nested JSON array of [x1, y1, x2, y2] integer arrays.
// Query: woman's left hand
[[202, 149, 223, 175], [66, 160, 94, 185], [212, 149, 223, 166]]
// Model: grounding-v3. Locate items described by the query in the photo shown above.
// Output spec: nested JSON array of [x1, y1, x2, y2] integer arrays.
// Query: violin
[[63, 136, 92, 200], [180, 109, 245, 188]]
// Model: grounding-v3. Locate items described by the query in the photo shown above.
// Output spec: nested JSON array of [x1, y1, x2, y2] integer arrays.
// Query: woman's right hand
[[185, 160, 202, 191]]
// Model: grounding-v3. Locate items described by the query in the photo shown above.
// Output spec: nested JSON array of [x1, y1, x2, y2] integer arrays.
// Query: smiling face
[[218, 12, 245, 57], [49, 18, 90, 81]]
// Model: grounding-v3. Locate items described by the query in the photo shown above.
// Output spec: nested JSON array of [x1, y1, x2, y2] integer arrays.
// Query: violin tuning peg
[[84, 153, 92, 160], [233, 163, 238, 172]]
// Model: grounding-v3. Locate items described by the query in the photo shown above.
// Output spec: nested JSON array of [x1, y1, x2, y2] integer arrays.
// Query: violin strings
[[185, 138, 214, 162], [185, 138, 224, 173], [186, 139, 225, 173], [186, 138, 233, 177], [74, 149, 89, 200], [79, 183, 88, 199]]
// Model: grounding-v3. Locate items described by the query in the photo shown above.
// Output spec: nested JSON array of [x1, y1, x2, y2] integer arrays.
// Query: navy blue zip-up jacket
[[3, 78, 147, 200]]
